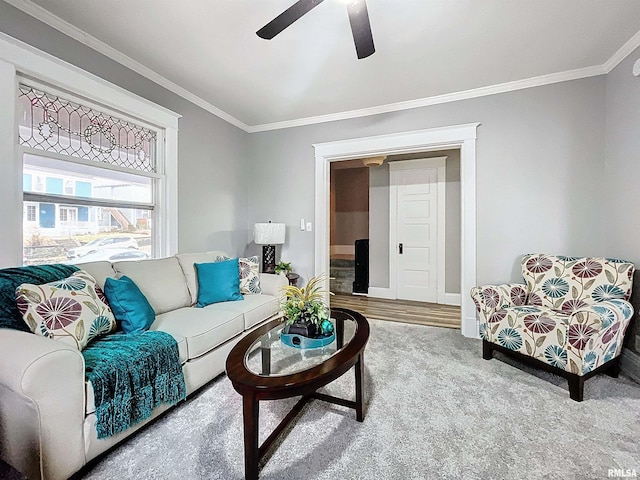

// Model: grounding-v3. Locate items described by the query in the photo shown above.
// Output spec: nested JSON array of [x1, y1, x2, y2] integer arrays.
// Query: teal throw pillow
[[104, 276, 155, 334], [195, 259, 243, 308]]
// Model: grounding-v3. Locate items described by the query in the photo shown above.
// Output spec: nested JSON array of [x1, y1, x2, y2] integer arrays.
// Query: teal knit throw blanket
[[0, 264, 79, 331], [82, 331, 186, 439]]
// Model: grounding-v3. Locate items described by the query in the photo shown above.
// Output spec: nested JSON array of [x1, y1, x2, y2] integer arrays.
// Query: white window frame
[[19, 78, 163, 257], [25, 203, 37, 223], [0, 32, 180, 267], [34, 175, 45, 192], [58, 205, 77, 224], [63, 180, 74, 196]]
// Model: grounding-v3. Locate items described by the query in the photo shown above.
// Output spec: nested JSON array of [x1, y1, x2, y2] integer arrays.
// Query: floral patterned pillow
[[238, 256, 261, 295], [214, 255, 262, 295], [15, 270, 116, 350]]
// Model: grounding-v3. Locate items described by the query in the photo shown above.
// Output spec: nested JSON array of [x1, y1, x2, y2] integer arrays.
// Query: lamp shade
[[253, 223, 285, 245]]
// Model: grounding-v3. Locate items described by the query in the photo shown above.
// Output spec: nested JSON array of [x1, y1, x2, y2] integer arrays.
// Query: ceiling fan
[[256, 0, 375, 59]]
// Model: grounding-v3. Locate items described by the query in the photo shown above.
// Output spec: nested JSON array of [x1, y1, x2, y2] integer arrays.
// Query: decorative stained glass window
[[17, 84, 156, 173], [17, 82, 161, 266]]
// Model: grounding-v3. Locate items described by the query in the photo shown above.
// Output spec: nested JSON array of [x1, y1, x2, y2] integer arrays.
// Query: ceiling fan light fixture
[[256, 0, 375, 59]]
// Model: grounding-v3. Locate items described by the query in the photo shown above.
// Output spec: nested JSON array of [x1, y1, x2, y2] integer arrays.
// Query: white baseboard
[[442, 293, 462, 306], [367, 289, 462, 305], [462, 317, 480, 338], [367, 287, 395, 299]]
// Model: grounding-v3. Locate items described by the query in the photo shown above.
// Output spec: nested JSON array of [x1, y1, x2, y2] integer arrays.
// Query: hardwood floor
[[330, 294, 461, 329]]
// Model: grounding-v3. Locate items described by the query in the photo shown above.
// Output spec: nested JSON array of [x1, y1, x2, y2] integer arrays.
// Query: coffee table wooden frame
[[225, 308, 370, 480]]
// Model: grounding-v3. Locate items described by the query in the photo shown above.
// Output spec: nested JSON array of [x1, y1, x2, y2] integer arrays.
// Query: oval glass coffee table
[[226, 307, 370, 480]]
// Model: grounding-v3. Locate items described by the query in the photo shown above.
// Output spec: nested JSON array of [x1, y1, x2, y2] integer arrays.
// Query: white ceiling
[[9, 0, 640, 131]]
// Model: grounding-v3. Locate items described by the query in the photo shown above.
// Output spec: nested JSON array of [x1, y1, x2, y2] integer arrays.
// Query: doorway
[[314, 123, 479, 338], [329, 160, 370, 295]]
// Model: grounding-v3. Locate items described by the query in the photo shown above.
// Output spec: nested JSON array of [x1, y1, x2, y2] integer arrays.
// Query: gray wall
[[369, 163, 390, 287], [605, 45, 640, 265], [0, 2, 249, 257], [604, 45, 640, 352], [248, 77, 607, 286]]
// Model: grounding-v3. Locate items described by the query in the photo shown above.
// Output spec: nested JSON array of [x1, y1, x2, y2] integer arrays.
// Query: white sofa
[[0, 251, 287, 480]]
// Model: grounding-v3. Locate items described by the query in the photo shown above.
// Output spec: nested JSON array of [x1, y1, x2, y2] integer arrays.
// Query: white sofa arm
[[259, 273, 288, 298], [0, 329, 86, 480]]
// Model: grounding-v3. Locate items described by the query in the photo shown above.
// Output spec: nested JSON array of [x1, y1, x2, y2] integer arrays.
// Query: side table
[[286, 273, 299, 286]]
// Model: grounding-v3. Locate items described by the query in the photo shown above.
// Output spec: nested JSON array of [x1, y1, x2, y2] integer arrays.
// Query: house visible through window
[[18, 82, 161, 265]]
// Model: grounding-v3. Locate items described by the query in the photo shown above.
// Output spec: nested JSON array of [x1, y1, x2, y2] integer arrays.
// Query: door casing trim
[[314, 122, 479, 337]]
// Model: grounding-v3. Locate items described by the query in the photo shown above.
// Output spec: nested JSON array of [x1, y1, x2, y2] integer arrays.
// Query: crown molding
[[3, 0, 251, 132], [247, 65, 606, 132], [0, 31, 181, 129], [6, 0, 639, 133], [603, 29, 640, 73]]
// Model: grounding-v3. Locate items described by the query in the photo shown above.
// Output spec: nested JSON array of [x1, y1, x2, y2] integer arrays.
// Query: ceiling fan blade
[[257, 0, 326, 39], [347, 0, 375, 59]]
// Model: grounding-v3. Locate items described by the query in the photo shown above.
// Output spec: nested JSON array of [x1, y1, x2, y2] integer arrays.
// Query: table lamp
[[253, 222, 285, 274]]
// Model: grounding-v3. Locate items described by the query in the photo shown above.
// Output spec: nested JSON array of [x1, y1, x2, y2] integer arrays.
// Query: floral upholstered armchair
[[471, 254, 635, 401]]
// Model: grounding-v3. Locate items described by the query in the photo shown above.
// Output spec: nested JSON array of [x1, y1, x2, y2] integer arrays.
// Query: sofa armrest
[[568, 300, 634, 360], [470, 283, 529, 324], [0, 329, 86, 480], [259, 273, 288, 299]]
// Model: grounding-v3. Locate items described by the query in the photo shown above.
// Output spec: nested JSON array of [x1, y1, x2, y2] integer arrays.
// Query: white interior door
[[390, 158, 445, 303]]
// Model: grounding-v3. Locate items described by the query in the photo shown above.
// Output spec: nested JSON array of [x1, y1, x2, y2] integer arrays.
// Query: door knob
[[399, 243, 403, 254]]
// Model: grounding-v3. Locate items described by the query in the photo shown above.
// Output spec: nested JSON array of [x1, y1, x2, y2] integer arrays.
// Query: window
[[34, 176, 44, 192], [59, 206, 77, 224], [25, 204, 37, 222], [18, 83, 161, 265]]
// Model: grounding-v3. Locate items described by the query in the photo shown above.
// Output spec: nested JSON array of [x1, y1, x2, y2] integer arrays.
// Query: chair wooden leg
[[482, 340, 493, 360], [605, 358, 621, 378], [568, 375, 584, 402]]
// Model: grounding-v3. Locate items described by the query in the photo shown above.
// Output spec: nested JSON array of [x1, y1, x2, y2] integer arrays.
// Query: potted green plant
[[274, 261, 292, 276], [280, 274, 334, 345]]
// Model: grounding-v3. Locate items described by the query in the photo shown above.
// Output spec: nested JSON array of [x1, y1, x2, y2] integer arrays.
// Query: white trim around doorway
[[314, 123, 479, 338]]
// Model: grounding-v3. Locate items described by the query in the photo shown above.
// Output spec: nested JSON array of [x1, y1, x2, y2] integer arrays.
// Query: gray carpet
[[80, 319, 640, 480]]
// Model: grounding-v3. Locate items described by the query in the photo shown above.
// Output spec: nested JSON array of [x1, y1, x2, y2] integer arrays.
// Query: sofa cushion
[[216, 294, 280, 330], [84, 332, 187, 415], [175, 251, 229, 305], [195, 259, 243, 307], [112, 257, 191, 315], [74, 261, 115, 289], [481, 300, 632, 376], [104, 276, 156, 334], [150, 306, 244, 360], [521, 254, 634, 310], [16, 270, 116, 350]]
